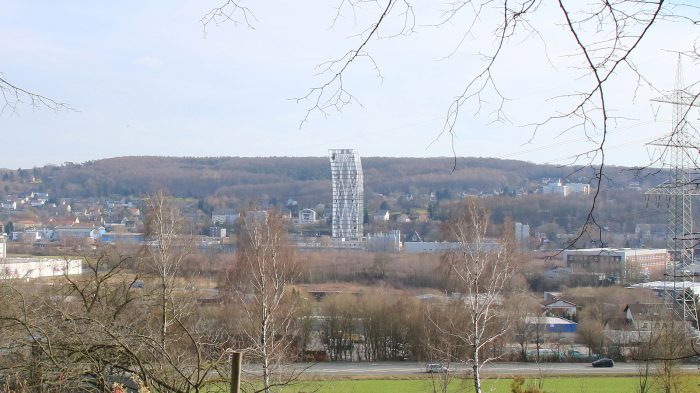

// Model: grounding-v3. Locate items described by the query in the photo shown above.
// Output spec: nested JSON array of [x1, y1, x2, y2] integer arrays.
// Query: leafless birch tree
[[233, 209, 302, 393], [438, 199, 516, 393], [143, 190, 192, 352]]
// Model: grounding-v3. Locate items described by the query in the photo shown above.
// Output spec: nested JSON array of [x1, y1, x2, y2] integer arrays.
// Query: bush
[[510, 376, 546, 393]]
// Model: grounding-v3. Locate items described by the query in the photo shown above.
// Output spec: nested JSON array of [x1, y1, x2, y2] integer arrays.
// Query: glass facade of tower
[[329, 149, 363, 240]]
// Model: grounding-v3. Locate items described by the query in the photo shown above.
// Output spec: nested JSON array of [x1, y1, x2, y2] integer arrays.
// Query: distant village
[[0, 152, 673, 289]]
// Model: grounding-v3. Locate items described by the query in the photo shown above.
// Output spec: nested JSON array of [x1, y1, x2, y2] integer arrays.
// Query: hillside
[[0, 156, 664, 204], [0, 156, 674, 241]]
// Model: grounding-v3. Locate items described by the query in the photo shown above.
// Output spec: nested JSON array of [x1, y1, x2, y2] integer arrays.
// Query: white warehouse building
[[1, 257, 82, 279]]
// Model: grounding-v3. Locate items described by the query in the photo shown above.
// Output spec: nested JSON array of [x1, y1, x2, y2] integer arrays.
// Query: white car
[[426, 363, 448, 373]]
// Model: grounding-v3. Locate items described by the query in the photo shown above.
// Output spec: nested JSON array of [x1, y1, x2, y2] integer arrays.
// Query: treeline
[[0, 156, 666, 206]]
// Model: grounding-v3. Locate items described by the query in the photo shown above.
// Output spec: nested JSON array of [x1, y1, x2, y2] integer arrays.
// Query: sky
[[1, 1, 698, 169]]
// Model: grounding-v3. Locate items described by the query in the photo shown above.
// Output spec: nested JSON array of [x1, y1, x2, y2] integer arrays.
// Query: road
[[261, 361, 699, 377]]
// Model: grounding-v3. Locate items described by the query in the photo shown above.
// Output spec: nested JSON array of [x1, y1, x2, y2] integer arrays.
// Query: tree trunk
[[472, 340, 481, 393]]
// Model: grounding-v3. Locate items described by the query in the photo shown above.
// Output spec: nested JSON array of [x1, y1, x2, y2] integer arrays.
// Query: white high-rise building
[[329, 149, 364, 240]]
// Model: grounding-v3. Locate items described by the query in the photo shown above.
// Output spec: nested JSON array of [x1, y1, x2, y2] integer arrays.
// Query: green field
[[265, 376, 700, 393]]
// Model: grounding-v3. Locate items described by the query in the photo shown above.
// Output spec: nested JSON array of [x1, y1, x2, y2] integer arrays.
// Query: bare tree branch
[[201, 0, 257, 36], [0, 74, 73, 116]]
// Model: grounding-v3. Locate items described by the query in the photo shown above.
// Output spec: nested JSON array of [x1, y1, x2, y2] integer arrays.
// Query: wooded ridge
[[0, 156, 665, 204]]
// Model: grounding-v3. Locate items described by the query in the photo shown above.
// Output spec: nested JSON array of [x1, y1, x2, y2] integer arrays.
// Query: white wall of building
[[0, 258, 82, 279]]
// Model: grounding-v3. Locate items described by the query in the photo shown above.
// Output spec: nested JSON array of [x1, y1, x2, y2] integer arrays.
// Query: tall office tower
[[329, 149, 364, 240]]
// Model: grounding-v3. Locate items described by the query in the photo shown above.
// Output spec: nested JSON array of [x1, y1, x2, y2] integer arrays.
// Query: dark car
[[592, 358, 614, 367]]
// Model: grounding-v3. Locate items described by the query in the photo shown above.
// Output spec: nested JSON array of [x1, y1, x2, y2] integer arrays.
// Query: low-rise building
[[100, 232, 144, 245], [524, 316, 577, 335], [542, 297, 577, 318], [208, 227, 227, 238], [53, 225, 105, 241], [403, 241, 501, 254], [298, 208, 317, 224], [623, 303, 666, 331], [565, 248, 667, 283], [366, 230, 401, 253], [1, 200, 17, 210], [372, 210, 390, 222], [212, 209, 239, 225], [0, 257, 82, 279], [403, 241, 462, 253], [544, 266, 573, 281], [541, 180, 590, 196], [629, 280, 700, 300]]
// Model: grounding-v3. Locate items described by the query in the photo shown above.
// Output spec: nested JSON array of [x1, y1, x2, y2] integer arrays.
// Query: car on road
[[426, 363, 448, 373], [592, 358, 614, 368]]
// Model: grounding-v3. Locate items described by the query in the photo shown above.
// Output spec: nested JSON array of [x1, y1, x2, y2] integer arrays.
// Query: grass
[[248, 375, 700, 393]]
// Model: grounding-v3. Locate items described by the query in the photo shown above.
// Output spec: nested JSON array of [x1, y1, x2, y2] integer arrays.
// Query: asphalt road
[[271, 361, 700, 377]]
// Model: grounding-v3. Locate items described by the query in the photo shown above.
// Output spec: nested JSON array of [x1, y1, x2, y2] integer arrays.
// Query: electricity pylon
[[646, 54, 700, 341]]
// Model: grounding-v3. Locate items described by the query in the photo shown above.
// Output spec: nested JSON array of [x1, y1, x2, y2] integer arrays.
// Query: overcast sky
[[1, 1, 698, 169]]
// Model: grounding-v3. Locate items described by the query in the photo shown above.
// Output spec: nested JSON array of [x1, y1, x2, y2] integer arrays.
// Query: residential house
[[372, 210, 390, 222], [30, 200, 46, 207], [395, 213, 411, 223], [208, 227, 227, 238], [298, 208, 317, 224], [544, 266, 572, 281], [623, 303, 666, 332], [542, 297, 577, 318]]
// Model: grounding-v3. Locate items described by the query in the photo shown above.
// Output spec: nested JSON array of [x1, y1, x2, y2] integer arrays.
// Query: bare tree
[[233, 209, 302, 393], [143, 190, 192, 351], [652, 313, 695, 393], [507, 293, 541, 361], [321, 294, 357, 361], [576, 305, 609, 358], [436, 198, 516, 393], [0, 246, 230, 393]]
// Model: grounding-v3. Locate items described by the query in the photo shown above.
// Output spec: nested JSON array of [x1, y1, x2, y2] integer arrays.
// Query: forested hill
[[0, 156, 663, 204]]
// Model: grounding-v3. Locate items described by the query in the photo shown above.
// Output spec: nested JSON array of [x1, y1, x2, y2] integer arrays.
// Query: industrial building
[[1, 257, 82, 279], [565, 248, 667, 283]]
